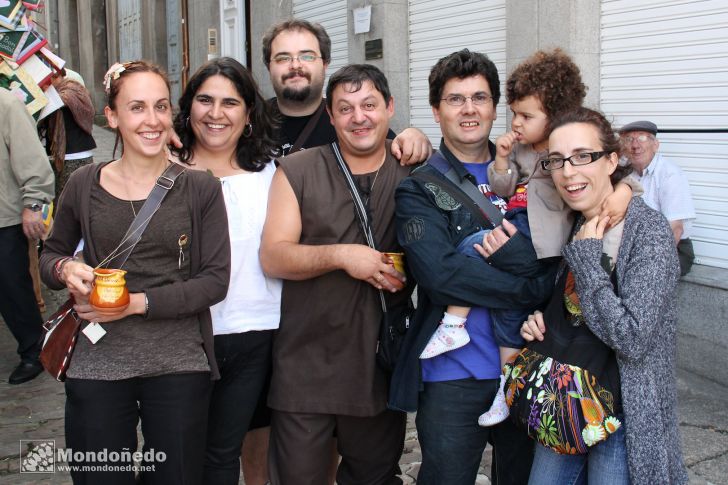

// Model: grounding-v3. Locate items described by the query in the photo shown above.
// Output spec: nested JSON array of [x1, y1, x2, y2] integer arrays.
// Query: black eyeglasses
[[540, 151, 608, 171], [441, 93, 492, 106]]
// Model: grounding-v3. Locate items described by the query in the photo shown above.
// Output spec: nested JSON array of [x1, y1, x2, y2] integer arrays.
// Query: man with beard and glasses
[[262, 19, 432, 164]]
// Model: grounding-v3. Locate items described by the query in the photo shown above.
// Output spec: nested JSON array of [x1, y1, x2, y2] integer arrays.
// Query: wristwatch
[[24, 203, 42, 212]]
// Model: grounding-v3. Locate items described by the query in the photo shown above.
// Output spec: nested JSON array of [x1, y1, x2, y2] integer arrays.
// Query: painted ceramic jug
[[89, 268, 130, 314]]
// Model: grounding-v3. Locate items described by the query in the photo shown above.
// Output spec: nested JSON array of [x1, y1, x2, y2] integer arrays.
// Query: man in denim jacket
[[389, 49, 557, 485]]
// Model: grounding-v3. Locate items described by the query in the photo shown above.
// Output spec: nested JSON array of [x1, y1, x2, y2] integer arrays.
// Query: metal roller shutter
[[601, 0, 728, 268], [293, 0, 348, 91], [408, 0, 507, 145]]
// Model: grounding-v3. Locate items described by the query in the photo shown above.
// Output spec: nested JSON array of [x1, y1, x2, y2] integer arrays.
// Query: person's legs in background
[[241, 353, 273, 485], [0, 224, 44, 384], [241, 427, 270, 485], [677, 238, 695, 276]]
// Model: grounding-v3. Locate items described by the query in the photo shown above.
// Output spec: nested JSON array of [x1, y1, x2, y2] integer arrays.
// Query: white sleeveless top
[[211, 162, 281, 335]]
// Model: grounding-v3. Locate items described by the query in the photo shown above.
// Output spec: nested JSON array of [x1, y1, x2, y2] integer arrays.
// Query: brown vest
[[269, 141, 411, 416]]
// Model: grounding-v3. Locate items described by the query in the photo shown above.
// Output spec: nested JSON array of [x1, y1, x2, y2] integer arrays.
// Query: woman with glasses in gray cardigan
[[521, 107, 687, 485]]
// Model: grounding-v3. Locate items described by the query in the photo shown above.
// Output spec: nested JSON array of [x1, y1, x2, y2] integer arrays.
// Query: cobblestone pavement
[[1, 126, 726, 483]]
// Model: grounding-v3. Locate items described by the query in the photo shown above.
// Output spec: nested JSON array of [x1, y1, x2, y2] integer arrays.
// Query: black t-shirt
[[533, 263, 623, 414], [62, 108, 97, 153], [269, 97, 396, 157], [42, 107, 97, 156]]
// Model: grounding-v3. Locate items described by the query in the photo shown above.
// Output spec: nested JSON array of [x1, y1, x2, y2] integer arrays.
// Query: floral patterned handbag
[[503, 258, 623, 455]]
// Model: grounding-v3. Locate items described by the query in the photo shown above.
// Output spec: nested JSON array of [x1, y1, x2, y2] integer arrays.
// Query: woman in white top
[[172, 57, 280, 485]]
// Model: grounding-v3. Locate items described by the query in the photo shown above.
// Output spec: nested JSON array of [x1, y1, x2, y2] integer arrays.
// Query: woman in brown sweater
[[40, 61, 230, 485]]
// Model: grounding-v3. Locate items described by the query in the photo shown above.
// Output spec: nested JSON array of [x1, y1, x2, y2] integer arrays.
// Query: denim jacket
[[388, 143, 558, 412]]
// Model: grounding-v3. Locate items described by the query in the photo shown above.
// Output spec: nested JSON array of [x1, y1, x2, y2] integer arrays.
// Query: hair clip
[[103, 62, 128, 94]]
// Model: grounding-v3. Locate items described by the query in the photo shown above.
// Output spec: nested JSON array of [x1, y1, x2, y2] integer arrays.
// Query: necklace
[[357, 153, 387, 206], [369, 162, 384, 194], [119, 159, 166, 218], [120, 166, 138, 218], [119, 165, 138, 218]]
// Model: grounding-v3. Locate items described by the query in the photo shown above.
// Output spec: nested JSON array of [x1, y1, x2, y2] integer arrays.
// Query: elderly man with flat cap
[[619, 120, 696, 275]]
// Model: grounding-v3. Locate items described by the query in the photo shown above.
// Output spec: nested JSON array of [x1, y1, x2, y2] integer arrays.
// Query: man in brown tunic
[[261, 64, 412, 485]]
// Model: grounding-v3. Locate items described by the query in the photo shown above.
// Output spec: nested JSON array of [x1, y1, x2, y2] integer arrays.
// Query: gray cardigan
[[563, 196, 687, 484]]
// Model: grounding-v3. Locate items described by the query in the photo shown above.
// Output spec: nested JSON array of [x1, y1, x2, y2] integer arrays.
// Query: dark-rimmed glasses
[[540, 151, 608, 171]]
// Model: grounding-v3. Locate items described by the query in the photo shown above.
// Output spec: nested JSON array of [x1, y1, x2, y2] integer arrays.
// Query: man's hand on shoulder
[[167, 126, 183, 149], [391, 127, 433, 166]]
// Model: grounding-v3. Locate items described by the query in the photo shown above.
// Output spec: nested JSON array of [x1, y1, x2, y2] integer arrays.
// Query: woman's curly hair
[[173, 57, 279, 171], [506, 49, 586, 132]]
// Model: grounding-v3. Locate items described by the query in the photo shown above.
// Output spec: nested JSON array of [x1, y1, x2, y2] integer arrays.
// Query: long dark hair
[[173, 57, 279, 171]]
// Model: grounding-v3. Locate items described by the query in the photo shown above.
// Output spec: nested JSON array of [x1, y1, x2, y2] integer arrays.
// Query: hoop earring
[[243, 123, 253, 138], [184, 116, 190, 128]]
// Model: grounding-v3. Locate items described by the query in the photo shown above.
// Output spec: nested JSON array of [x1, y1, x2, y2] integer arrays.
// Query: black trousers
[[203, 330, 273, 485], [269, 408, 406, 485], [416, 378, 533, 485], [677, 238, 695, 276], [64, 372, 211, 485], [0, 224, 42, 362]]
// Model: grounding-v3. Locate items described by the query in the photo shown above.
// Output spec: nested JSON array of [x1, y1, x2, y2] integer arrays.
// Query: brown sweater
[[40, 161, 231, 379]]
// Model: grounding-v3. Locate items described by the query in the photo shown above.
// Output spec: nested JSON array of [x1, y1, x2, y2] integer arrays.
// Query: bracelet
[[54, 257, 73, 283], [144, 293, 149, 318]]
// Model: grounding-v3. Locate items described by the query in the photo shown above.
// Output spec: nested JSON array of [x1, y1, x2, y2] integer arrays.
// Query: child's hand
[[474, 219, 518, 258], [495, 131, 518, 159], [600, 182, 632, 226], [574, 215, 610, 241], [521, 311, 546, 342]]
